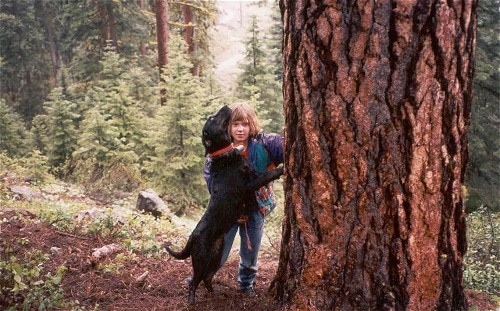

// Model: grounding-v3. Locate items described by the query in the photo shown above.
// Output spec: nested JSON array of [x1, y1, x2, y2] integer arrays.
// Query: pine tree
[[236, 16, 267, 98], [85, 45, 145, 161], [273, 1, 474, 308], [145, 34, 216, 211], [60, 0, 152, 82], [72, 45, 146, 194], [0, 0, 53, 121], [235, 15, 284, 134], [267, 0, 283, 82], [168, 0, 218, 77], [465, 0, 500, 211], [41, 87, 78, 171], [261, 0, 285, 134], [0, 99, 31, 157], [74, 107, 119, 165]]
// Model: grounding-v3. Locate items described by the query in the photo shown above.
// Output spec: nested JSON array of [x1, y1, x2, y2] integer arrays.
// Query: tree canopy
[[0, 1, 284, 208], [0, 0, 497, 210]]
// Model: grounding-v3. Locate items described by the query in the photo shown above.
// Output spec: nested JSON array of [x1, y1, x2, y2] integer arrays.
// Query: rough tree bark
[[271, 1, 476, 310], [155, 0, 169, 105]]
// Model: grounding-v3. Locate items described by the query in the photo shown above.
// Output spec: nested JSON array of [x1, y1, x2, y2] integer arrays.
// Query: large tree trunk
[[271, 1, 476, 310], [155, 0, 169, 105]]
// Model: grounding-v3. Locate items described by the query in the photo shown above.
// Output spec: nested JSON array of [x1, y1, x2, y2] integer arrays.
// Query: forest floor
[[0, 207, 498, 311], [0, 207, 283, 310]]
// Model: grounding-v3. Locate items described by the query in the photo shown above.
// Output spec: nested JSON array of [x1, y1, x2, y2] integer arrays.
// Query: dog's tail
[[163, 238, 192, 260]]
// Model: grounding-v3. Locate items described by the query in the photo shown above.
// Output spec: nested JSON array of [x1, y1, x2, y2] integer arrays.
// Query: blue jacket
[[203, 132, 284, 194]]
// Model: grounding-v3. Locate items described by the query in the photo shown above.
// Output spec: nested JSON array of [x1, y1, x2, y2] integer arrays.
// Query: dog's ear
[[203, 137, 211, 156], [202, 130, 211, 146]]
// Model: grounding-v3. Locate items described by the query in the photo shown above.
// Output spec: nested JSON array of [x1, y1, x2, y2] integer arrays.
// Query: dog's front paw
[[274, 166, 284, 177]]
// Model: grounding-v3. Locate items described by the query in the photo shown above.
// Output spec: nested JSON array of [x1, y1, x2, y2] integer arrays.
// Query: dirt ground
[[0, 209, 497, 311], [0, 209, 283, 311]]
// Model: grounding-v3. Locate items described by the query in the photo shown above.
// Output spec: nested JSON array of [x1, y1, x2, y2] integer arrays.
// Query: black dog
[[164, 105, 283, 305]]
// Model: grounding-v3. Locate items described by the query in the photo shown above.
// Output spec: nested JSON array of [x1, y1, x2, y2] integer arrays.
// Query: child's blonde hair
[[229, 102, 262, 137]]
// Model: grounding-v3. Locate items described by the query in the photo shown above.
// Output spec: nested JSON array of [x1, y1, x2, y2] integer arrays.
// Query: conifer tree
[[74, 107, 119, 165], [236, 16, 267, 98], [273, 1, 474, 308], [125, 57, 159, 116], [267, 0, 283, 82], [0, 0, 53, 121], [465, 0, 500, 211], [72, 45, 145, 193], [85, 45, 145, 161], [31, 114, 50, 156], [145, 34, 215, 210], [261, 0, 285, 134], [0, 99, 31, 157], [235, 15, 284, 134], [168, 0, 218, 77], [41, 87, 78, 171], [60, 0, 151, 82]]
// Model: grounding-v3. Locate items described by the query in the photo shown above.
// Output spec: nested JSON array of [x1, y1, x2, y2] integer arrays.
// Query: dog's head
[[202, 105, 233, 155]]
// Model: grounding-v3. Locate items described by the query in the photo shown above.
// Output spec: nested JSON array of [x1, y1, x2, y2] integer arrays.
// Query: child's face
[[230, 119, 250, 145]]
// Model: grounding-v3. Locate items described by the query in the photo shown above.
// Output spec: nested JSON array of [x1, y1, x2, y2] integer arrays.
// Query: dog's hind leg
[[188, 276, 202, 305], [203, 271, 216, 292]]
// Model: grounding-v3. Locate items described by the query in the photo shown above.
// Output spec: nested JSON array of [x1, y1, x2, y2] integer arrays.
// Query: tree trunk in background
[[106, 1, 117, 47], [271, 1, 476, 310], [34, 0, 60, 85], [137, 0, 146, 57], [183, 4, 198, 76], [98, 1, 118, 48], [155, 0, 169, 105]]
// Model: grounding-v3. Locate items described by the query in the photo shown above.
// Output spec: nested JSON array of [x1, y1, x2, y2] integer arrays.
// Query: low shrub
[[463, 205, 499, 294]]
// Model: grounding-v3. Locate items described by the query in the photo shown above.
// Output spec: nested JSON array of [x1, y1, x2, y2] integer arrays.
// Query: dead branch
[[135, 270, 150, 287], [90, 243, 122, 264]]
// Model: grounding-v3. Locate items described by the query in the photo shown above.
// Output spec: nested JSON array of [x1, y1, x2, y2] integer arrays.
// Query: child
[[203, 102, 284, 296]]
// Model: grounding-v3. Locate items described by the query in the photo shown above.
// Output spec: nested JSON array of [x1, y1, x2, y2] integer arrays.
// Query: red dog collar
[[209, 144, 234, 157]]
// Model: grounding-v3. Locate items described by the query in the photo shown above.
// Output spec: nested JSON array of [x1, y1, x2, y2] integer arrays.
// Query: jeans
[[219, 209, 264, 290]]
